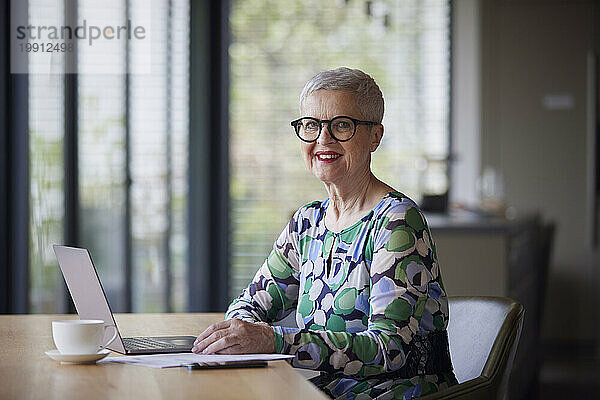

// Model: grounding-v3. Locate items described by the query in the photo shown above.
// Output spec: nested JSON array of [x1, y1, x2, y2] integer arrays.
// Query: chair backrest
[[448, 297, 514, 382], [420, 296, 524, 400]]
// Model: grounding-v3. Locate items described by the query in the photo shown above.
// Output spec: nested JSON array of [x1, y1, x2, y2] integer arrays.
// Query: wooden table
[[0, 313, 328, 400]]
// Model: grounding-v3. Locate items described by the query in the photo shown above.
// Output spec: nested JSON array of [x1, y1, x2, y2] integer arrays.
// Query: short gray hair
[[299, 67, 384, 123]]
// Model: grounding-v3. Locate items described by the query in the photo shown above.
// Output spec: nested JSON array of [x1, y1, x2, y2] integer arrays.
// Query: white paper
[[98, 353, 295, 368]]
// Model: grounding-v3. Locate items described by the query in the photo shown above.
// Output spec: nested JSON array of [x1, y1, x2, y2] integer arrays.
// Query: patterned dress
[[225, 192, 457, 399]]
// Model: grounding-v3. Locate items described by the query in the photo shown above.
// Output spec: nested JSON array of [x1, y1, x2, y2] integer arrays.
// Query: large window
[[24, 0, 450, 313], [229, 0, 451, 299], [28, 0, 189, 313]]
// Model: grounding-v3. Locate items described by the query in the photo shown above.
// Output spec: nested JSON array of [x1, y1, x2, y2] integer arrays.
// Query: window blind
[[28, 0, 66, 313], [28, 0, 190, 313], [77, 0, 128, 311]]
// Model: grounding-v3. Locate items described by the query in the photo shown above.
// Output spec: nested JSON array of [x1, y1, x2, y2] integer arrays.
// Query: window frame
[[1, 0, 30, 313], [187, 0, 231, 312]]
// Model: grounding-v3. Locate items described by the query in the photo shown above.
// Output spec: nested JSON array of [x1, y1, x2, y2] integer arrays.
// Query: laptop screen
[[53, 245, 126, 353]]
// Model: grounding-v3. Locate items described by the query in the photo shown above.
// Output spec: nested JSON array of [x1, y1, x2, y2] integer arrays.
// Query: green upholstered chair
[[419, 296, 525, 400]]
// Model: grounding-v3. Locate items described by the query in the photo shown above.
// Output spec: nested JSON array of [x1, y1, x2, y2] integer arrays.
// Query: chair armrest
[[418, 376, 493, 400]]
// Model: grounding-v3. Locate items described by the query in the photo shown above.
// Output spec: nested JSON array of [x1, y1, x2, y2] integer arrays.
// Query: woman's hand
[[192, 319, 275, 355]]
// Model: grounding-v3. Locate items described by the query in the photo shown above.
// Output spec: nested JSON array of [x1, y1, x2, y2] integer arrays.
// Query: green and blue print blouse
[[225, 192, 457, 399]]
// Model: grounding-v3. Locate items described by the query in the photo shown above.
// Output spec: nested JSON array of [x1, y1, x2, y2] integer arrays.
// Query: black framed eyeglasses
[[290, 116, 379, 143]]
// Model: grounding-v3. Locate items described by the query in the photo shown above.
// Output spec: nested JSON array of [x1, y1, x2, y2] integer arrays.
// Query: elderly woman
[[193, 67, 457, 399]]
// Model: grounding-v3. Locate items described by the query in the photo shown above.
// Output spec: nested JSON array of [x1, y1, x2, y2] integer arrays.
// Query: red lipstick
[[314, 151, 342, 164]]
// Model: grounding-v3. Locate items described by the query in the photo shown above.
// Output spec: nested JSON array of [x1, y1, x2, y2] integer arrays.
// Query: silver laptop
[[53, 245, 196, 354]]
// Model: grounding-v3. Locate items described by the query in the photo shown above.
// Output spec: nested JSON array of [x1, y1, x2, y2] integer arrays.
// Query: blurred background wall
[[482, 0, 598, 346]]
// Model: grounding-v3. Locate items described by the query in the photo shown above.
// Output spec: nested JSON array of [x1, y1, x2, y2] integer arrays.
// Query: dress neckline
[[321, 191, 396, 234]]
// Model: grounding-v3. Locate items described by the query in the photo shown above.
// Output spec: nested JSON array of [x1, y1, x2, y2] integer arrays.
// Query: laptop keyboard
[[122, 337, 177, 350]]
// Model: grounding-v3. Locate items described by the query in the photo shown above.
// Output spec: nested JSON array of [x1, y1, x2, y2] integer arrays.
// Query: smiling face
[[299, 89, 384, 186]]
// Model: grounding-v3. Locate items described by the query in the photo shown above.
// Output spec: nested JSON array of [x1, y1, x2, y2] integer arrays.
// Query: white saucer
[[45, 349, 111, 364]]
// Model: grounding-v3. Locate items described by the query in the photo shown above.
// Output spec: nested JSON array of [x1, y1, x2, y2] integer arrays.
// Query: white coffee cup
[[52, 319, 118, 355]]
